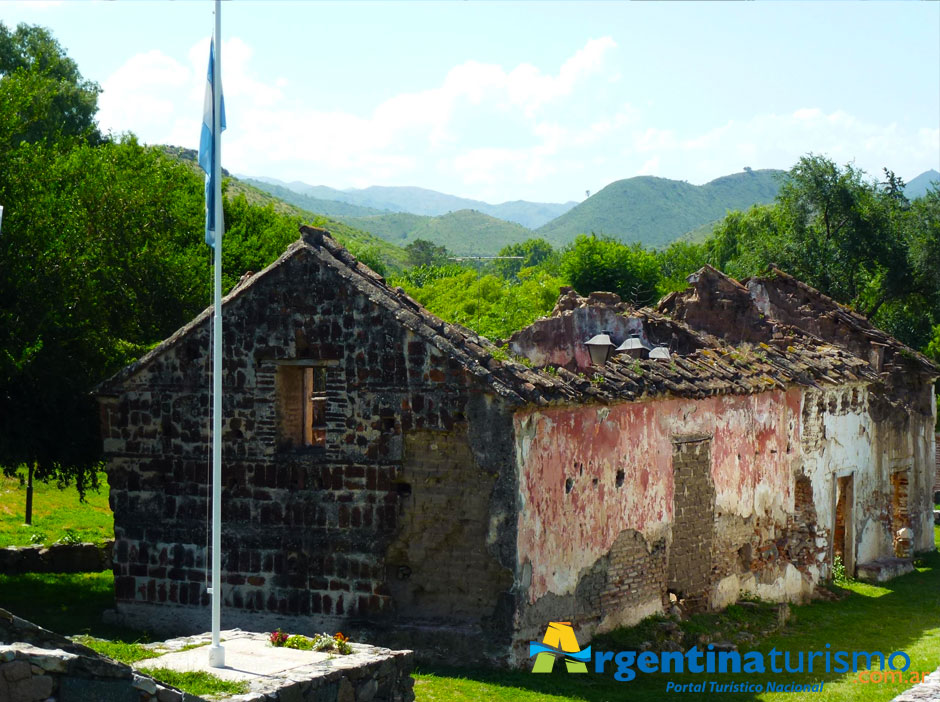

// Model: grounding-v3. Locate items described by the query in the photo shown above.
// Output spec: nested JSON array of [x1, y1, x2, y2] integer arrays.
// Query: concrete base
[[134, 629, 415, 702], [856, 557, 915, 583]]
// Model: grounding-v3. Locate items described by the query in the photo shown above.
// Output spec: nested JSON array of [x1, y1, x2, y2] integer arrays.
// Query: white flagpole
[[208, 0, 225, 669]]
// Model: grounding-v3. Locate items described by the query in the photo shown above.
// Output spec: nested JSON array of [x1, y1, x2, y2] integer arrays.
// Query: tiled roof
[[97, 228, 922, 409]]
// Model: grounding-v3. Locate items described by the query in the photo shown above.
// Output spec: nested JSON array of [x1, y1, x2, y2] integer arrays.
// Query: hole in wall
[[615, 469, 625, 488], [565, 477, 574, 494]]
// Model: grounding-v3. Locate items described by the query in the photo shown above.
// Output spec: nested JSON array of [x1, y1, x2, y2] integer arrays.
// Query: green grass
[[139, 668, 249, 697], [0, 469, 113, 547], [0, 490, 936, 702], [0, 571, 146, 641], [74, 635, 161, 664], [415, 529, 940, 702]]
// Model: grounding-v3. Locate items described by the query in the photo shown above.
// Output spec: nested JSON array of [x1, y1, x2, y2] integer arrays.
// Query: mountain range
[[243, 177, 576, 230], [235, 164, 940, 257]]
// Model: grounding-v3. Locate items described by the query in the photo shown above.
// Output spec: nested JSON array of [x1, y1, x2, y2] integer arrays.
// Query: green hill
[[339, 209, 536, 256], [249, 179, 575, 228], [241, 178, 387, 217], [537, 169, 784, 249], [159, 147, 409, 271], [905, 169, 940, 200]]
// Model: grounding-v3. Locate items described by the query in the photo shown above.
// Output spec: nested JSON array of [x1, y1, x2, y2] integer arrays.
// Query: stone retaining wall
[[0, 608, 186, 702], [0, 542, 113, 575]]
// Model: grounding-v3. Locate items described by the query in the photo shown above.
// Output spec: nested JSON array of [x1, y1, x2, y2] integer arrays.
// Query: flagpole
[[208, 0, 225, 669]]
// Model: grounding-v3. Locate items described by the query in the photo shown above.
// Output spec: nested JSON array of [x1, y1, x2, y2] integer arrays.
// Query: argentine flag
[[198, 39, 226, 248]]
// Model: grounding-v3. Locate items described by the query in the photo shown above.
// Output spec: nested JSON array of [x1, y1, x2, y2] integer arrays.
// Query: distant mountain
[[905, 169, 940, 200], [338, 209, 535, 256], [243, 178, 576, 229], [536, 169, 785, 249], [159, 150, 409, 271], [240, 178, 386, 217]]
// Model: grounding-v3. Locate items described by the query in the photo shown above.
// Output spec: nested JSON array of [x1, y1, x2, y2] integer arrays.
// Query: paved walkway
[[892, 669, 940, 702]]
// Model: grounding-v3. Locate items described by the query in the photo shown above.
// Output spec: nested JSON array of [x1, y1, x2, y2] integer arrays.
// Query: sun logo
[[529, 621, 591, 673]]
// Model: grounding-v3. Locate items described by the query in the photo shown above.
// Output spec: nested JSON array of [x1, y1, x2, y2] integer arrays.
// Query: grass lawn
[[0, 502, 937, 702], [0, 469, 113, 547], [413, 531, 940, 702]]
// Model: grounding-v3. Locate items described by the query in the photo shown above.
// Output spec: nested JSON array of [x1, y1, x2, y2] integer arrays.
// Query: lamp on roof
[[649, 347, 671, 360], [585, 331, 616, 366], [614, 335, 648, 359]]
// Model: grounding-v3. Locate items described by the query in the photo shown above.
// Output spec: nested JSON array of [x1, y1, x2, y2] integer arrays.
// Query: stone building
[[95, 227, 937, 666]]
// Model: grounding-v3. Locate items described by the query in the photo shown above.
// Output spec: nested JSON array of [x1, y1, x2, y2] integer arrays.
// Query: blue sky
[[3, 1, 938, 204]]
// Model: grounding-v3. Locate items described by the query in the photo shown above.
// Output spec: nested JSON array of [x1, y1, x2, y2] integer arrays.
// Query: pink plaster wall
[[514, 389, 802, 603]]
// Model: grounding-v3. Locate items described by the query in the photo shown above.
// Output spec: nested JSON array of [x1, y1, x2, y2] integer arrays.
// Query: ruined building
[[96, 227, 937, 665]]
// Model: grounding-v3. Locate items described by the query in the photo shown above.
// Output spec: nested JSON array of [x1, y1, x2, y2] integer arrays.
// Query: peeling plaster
[[514, 389, 802, 603]]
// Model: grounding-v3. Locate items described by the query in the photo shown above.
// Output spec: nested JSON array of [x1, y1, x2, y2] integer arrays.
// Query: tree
[[0, 139, 206, 521], [394, 267, 564, 341], [703, 156, 940, 351], [559, 234, 661, 306], [0, 22, 101, 149], [493, 238, 556, 280], [657, 240, 708, 297], [405, 239, 449, 267]]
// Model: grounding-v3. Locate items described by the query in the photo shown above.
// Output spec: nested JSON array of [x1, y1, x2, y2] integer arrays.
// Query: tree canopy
[[0, 23, 100, 149], [705, 154, 939, 350]]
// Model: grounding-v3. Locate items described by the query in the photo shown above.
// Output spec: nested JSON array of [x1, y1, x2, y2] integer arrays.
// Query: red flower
[[270, 629, 289, 646]]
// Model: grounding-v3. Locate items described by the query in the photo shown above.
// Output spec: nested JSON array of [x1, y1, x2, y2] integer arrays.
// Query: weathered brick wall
[[668, 437, 714, 610], [384, 430, 513, 623], [98, 239, 518, 657]]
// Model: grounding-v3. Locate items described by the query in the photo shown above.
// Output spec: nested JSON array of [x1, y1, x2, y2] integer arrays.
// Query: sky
[[3, 1, 939, 205]]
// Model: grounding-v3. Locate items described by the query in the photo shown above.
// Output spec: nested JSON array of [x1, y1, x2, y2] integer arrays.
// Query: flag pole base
[[208, 644, 225, 668]]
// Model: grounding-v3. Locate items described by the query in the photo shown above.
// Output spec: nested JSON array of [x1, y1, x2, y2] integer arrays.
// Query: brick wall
[[668, 437, 714, 610], [98, 243, 518, 656]]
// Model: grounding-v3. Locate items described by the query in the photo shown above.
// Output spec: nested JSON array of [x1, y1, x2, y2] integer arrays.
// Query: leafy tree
[[559, 234, 661, 306], [405, 239, 449, 267], [704, 157, 940, 351], [0, 22, 100, 149], [393, 263, 470, 288], [493, 238, 557, 280], [706, 156, 911, 311], [657, 240, 708, 297], [395, 268, 563, 341], [0, 138, 206, 518]]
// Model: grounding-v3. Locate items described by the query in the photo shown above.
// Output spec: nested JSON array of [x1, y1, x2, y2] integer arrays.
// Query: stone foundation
[[134, 630, 415, 702], [0, 542, 113, 575], [0, 608, 182, 702]]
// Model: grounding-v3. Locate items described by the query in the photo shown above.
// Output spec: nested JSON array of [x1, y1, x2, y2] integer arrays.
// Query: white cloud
[[617, 109, 938, 186], [98, 33, 619, 194], [637, 156, 660, 176], [97, 50, 190, 137], [96, 34, 936, 202]]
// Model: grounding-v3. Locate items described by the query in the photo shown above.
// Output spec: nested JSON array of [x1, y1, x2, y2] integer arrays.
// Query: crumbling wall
[[98, 247, 518, 659], [800, 385, 936, 575], [511, 388, 811, 664]]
